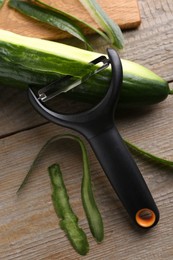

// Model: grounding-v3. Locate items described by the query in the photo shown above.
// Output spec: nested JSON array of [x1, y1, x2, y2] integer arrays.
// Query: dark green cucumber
[[0, 30, 170, 107]]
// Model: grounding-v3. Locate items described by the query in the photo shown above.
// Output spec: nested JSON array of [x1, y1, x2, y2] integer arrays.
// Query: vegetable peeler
[[28, 48, 159, 228]]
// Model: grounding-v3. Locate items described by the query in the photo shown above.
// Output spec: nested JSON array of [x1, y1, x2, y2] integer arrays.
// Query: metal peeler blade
[[37, 55, 110, 102]]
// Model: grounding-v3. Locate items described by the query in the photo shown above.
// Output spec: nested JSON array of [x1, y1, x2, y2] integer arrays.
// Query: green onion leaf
[[79, 0, 124, 49]]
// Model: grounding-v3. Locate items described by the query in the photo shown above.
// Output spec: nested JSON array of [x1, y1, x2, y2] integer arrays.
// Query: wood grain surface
[[0, 0, 141, 39], [0, 0, 173, 259]]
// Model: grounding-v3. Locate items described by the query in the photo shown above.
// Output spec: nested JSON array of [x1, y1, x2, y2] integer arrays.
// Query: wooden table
[[0, 0, 173, 259]]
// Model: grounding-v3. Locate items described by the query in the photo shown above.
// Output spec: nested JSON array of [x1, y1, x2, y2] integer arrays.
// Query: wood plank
[[0, 86, 46, 138], [120, 0, 173, 82], [1, 96, 173, 259], [0, 0, 141, 39], [1, 0, 173, 259]]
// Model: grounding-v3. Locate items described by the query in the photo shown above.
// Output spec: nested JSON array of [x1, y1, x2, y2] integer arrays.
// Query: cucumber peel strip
[[8, 0, 93, 50], [34, 0, 113, 46], [48, 163, 89, 256], [35, 0, 124, 49], [8, 0, 123, 50], [0, 0, 5, 8], [17, 134, 104, 243], [79, 0, 124, 49], [126, 140, 173, 168], [16, 132, 173, 253]]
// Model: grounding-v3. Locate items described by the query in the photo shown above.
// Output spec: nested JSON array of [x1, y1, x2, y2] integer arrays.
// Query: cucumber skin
[[0, 30, 169, 107]]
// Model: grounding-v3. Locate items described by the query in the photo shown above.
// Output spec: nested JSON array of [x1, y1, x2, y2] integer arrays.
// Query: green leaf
[[8, 0, 92, 50], [79, 0, 124, 49]]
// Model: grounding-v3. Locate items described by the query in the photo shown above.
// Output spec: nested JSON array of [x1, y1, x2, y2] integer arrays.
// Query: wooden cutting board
[[0, 0, 141, 40]]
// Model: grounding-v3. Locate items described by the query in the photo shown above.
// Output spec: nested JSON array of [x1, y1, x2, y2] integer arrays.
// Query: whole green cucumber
[[0, 29, 170, 107]]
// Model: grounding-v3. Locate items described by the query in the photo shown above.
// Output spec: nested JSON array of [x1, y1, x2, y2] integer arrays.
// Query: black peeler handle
[[88, 125, 159, 228], [28, 48, 159, 228]]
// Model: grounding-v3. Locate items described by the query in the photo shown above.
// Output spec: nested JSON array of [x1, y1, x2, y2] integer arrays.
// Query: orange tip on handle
[[136, 208, 156, 228]]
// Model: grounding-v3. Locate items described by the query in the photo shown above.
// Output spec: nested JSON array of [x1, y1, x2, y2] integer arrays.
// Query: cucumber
[[0, 29, 170, 107]]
